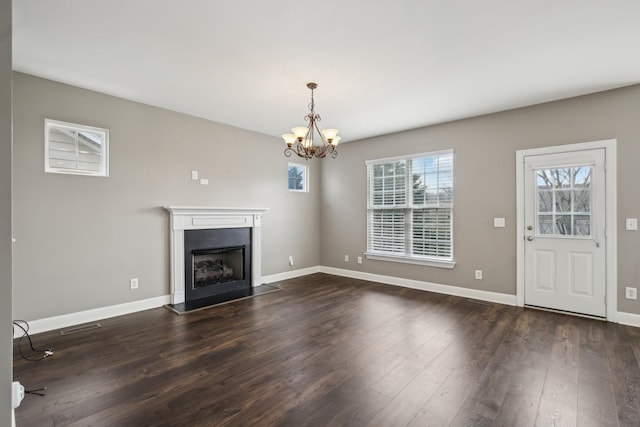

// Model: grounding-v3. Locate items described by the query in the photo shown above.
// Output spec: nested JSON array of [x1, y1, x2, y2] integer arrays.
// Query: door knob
[[526, 236, 534, 241]]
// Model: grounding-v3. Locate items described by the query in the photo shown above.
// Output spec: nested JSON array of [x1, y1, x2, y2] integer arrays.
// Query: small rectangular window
[[45, 119, 109, 177], [288, 162, 308, 192]]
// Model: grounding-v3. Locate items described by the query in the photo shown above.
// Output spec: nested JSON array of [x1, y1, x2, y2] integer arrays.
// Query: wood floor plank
[[534, 317, 582, 427], [367, 367, 449, 427], [13, 273, 640, 426], [407, 371, 477, 427], [459, 332, 528, 421], [606, 339, 640, 426]]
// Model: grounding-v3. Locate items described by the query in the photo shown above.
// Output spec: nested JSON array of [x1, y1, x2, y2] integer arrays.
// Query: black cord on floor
[[13, 320, 54, 362], [25, 386, 47, 396]]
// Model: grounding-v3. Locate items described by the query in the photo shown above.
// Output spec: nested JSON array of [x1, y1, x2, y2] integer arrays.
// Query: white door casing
[[516, 140, 617, 321]]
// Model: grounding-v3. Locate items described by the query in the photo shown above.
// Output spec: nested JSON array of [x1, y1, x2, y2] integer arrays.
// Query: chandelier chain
[[308, 86, 315, 115]]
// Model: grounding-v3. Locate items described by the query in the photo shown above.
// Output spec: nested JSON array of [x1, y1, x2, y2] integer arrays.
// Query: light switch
[[200, 178, 209, 185], [626, 218, 638, 231], [191, 170, 198, 180], [493, 217, 506, 228]]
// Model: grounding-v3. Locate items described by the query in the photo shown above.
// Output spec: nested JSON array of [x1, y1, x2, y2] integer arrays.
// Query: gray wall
[[0, 0, 12, 423], [12, 72, 640, 323], [13, 73, 320, 320], [320, 84, 640, 314]]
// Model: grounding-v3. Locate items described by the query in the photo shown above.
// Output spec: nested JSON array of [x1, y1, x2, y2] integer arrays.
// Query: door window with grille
[[536, 166, 591, 236]]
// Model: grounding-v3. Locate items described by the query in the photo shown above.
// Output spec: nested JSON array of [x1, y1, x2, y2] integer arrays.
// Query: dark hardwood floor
[[13, 273, 640, 426]]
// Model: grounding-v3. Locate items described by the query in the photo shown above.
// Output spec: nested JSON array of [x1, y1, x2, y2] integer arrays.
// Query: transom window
[[366, 150, 454, 268], [45, 119, 109, 177]]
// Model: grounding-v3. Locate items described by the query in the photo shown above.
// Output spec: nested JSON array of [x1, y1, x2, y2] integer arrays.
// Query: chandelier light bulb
[[291, 127, 309, 140], [282, 134, 296, 147], [321, 129, 339, 140]]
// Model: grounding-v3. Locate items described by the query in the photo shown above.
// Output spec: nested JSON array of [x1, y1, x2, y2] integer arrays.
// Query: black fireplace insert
[[184, 227, 251, 306]]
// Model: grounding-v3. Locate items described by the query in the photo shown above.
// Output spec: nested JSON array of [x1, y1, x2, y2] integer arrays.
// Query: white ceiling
[[12, 0, 640, 142]]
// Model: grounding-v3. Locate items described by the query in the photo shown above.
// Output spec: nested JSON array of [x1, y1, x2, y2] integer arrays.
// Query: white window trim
[[288, 162, 308, 193], [364, 149, 454, 167], [366, 149, 455, 269], [45, 119, 109, 177], [365, 252, 456, 268]]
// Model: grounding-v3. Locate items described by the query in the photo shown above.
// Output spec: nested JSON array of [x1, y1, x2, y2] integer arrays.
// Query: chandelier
[[282, 82, 340, 160]]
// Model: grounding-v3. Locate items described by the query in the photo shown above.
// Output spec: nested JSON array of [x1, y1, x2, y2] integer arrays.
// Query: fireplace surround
[[164, 206, 268, 308]]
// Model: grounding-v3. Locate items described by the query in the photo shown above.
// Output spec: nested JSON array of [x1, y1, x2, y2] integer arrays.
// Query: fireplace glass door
[[192, 247, 244, 289]]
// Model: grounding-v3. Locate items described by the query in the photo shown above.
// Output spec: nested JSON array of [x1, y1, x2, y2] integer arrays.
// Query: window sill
[[365, 252, 456, 269]]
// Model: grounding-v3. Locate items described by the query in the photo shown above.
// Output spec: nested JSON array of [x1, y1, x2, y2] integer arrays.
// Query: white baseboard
[[14, 266, 320, 338], [13, 295, 171, 338], [261, 266, 321, 284], [30, 266, 640, 338], [319, 266, 518, 306], [617, 311, 640, 328]]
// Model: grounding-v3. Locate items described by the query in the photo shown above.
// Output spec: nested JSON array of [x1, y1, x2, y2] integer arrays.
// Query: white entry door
[[523, 148, 606, 317]]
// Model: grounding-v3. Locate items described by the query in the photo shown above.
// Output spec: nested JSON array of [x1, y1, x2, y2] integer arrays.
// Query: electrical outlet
[[344, 254, 349, 262], [493, 217, 506, 228], [288, 255, 294, 266], [475, 270, 483, 280], [130, 278, 139, 290], [357, 256, 363, 264], [200, 178, 209, 185], [191, 170, 198, 180], [625, 287, 637, 300]]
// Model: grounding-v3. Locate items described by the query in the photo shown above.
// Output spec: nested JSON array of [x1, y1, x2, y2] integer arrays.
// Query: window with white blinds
[[45, 119, 109, 177], [366, 150, 454, 267]]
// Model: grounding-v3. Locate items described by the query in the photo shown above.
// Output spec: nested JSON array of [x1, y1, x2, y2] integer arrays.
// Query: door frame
[[516, 139, 617, 321]]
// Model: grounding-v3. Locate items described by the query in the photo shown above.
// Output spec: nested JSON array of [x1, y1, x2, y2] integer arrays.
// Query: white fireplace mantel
[[164, 206, 269, 305]]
